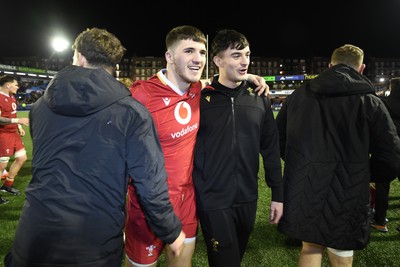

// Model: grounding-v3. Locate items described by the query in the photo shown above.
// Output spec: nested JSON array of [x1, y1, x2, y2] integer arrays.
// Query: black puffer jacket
[[11, 66, 181, 267], [276, 64, 400, 250], [193, 80, 283, 212]]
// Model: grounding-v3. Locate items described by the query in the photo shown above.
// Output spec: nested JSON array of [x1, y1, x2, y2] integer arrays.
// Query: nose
[[192, 51, 205, 63], [241, 57, 249, 66]]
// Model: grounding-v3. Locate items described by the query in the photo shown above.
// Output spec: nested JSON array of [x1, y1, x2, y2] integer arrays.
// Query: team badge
[[211, 238, 219, 252], [247, 87, 255, 96], [146, 244, 157, 256]]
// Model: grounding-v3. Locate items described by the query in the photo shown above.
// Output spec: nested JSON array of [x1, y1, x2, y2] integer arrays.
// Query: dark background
[[2, 0, 400, 59]]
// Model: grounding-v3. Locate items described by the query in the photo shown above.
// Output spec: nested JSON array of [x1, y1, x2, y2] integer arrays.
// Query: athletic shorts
[[125, 184, 198, 265], [327, 247, 354, 257], [0, 132, 25, 157]]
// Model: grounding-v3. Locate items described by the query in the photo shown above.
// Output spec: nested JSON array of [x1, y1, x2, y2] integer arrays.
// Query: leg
[[0, 157, 16, 195], [125, 255, 157, 267], [298, 241, 324, 267], [0, 132, 12, 175], [369, 183, 376, 211], [374, 181, 390, 225], [8, 149, 27, 180], [124, 184, 163, 267], [2, 169, 9, 180], [327, 248, 353, 267], [164, 187, 198, 267], [236, 202, 257, 261], [1, 150, 26, 195], [0, 160, 8, 177], [198, 208, 241, 267], [165, 238, 196, 267]]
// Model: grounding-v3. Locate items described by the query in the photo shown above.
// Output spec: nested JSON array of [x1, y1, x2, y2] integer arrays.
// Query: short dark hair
[[165, 25, 207, 51], [0, 75, 18, 86], [211, 29, 249, 60]]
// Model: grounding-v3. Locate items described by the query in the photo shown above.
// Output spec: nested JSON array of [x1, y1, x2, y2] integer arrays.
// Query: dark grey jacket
[[10, 65, 181, 267], [276, 64, 400, 250]]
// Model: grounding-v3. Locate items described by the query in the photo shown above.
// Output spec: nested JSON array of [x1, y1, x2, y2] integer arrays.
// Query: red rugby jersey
[[0, 92, 18, 133], [130, 70, 201, 195]]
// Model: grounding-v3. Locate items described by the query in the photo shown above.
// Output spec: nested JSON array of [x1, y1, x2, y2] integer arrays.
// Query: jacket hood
[[308, 64, 375, 97], [43, 65, 130, 116]]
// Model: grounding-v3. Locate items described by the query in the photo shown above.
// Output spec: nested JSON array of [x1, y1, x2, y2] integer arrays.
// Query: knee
[[15, 154, 27, 164], [301, 242, 324, 254]]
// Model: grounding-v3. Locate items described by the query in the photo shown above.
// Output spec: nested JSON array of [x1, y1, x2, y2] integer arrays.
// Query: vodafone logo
[[174, 101, 191, 125]]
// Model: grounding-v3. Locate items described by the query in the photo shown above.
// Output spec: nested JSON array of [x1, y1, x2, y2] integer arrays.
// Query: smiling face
[[4, 80, 19, 95], [165, 39, 207, 91]]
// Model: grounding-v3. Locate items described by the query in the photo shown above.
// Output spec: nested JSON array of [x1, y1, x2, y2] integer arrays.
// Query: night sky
[[2, 0, 400, 59]]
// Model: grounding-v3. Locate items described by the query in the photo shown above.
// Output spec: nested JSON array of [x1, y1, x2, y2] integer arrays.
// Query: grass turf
[[0, 111, 399, 267]]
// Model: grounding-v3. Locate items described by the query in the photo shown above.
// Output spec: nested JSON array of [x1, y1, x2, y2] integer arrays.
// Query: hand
[[18, 127, 26, 136], [200, 77, 213, 90], [246, 74, 269, 96], [200, 78, 211, 89], [269, 201, 283, 224], [167, 230, 186, 257], [17, 117, 29, 126]]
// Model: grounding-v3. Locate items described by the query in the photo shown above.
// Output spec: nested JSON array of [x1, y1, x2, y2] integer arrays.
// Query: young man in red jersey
[[125, 25, 269, 267], [0, 75, 29, 199]]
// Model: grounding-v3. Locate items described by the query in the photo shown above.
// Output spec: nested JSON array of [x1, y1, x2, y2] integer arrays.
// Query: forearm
[[0, 117, 19, 124]]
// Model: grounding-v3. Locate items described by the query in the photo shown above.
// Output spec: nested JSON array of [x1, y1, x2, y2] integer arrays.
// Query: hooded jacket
[[11, 65, 181, 267], [276, 64, 400, 250]]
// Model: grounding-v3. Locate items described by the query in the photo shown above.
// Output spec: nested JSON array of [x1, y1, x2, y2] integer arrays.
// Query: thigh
[[171, 187, 198, 238], [165, 237, 196, 267], [198, 208, 241, 267], [235, 202, 257, 256], [125, 185, 164, 265], [327, 247, 354, 267], [14, 134, 25, 152], [0, 133, 15, 157]]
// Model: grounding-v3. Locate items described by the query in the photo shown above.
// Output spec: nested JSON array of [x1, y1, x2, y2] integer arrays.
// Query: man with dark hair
[[125, 25, 207, 267], [0, 75, 29, 201], [5, 27, 185, 267], [125, 25, 270, 267], [193, 29, 283, 267]]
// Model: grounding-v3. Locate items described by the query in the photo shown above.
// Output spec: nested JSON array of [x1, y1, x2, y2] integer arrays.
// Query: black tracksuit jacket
[[193, 80, 283, 212]]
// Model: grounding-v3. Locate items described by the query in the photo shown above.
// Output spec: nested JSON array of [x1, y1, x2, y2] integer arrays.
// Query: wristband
[[11, 118, 19, 124]]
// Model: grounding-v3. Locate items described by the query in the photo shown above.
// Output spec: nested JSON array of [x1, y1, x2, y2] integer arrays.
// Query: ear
[[165, 50, 173, 64], [213, 56, 222, 67], [78, 52, 89, 67], [358, 63, 366, 74]]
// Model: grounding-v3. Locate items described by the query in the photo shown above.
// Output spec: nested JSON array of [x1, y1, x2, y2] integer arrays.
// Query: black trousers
[[374, 181, 391, 225], [197, 202, 257, 267]]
